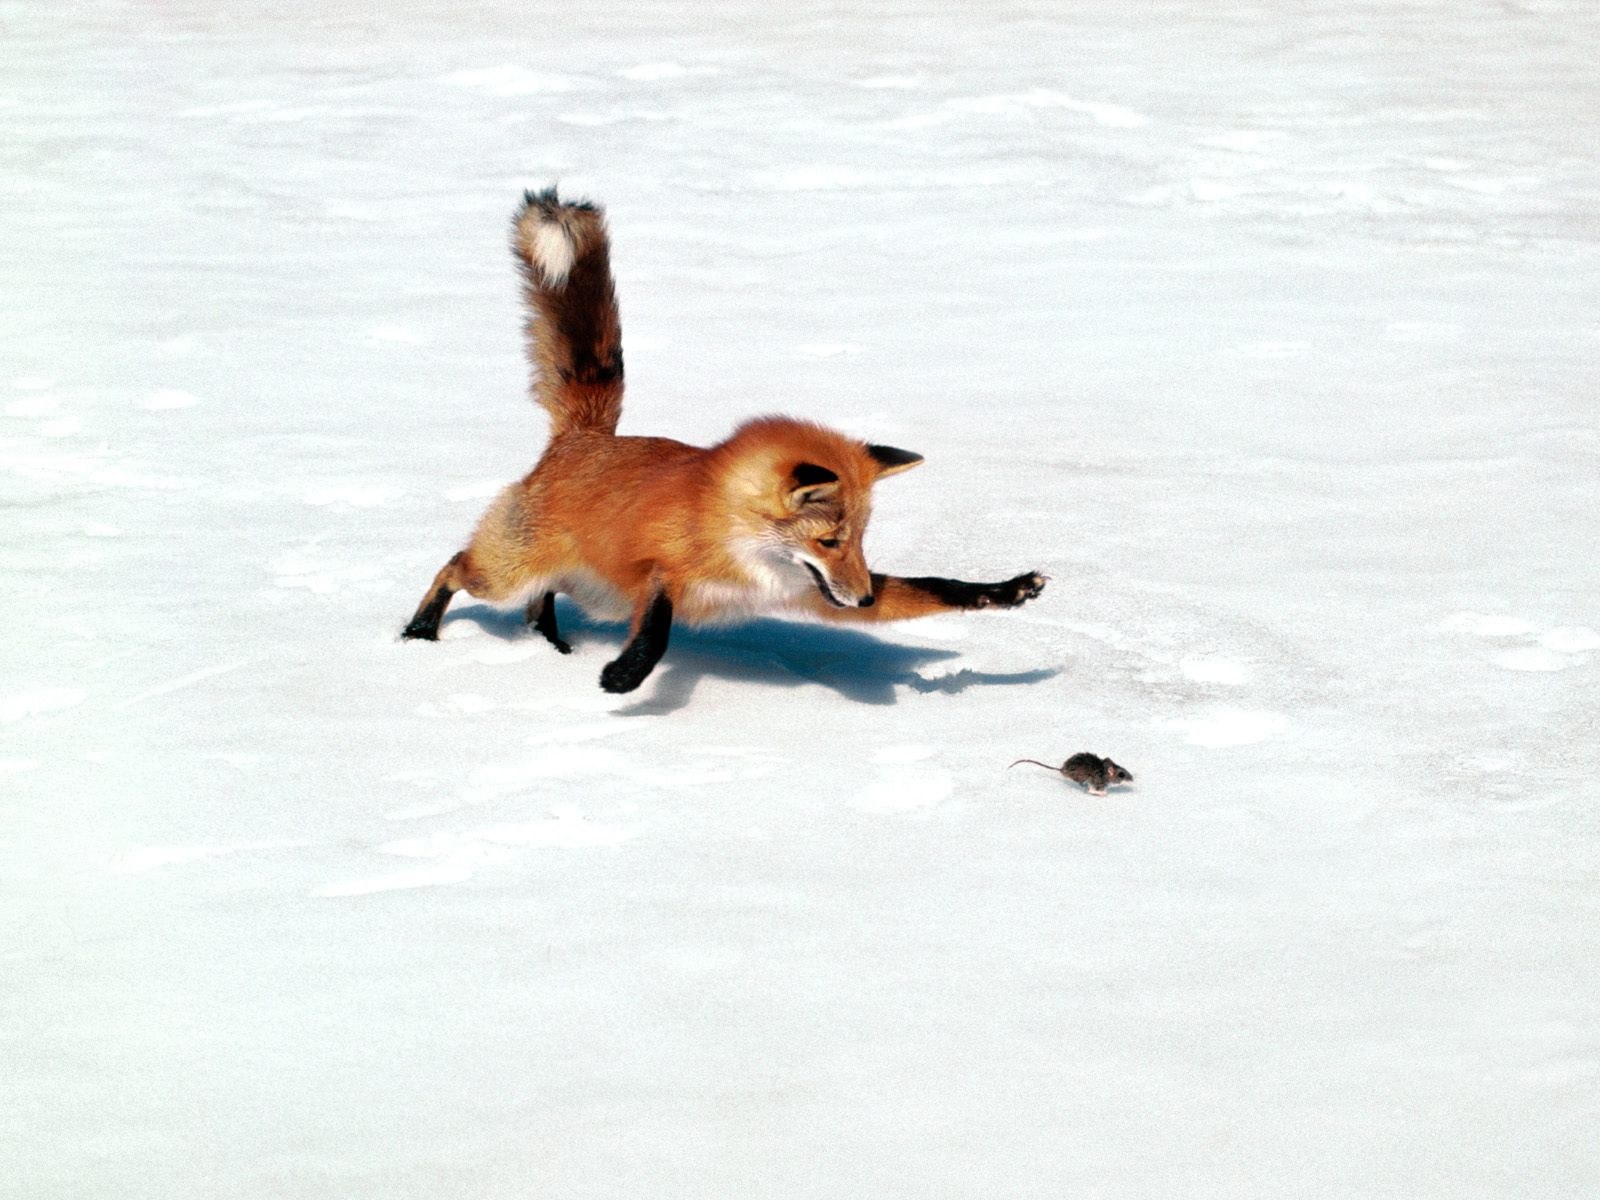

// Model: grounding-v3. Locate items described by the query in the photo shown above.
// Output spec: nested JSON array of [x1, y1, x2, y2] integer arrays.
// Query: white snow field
[[3, 0, 1598, 1195]]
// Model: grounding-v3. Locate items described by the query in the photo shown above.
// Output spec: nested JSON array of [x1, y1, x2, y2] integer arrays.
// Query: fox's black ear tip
[[866, 443, 924, 474]]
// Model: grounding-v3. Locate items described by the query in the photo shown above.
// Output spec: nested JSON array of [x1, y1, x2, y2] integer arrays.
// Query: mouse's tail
[[1007, 759, 1055, 771]]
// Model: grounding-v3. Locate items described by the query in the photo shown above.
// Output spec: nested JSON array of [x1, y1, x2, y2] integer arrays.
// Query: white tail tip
[[530, 221, 576, 287]]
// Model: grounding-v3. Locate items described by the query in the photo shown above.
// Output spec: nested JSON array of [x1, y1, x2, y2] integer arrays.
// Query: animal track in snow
[[139, 388, 200, 411], [882, 90, 1148, 134], [1441, 174, 1541, 196], [270, 549, 390, 596], [5, 445, 189, 491], [1230, 340, 1313, 359], [156, 335, 202, 357], [302, 483, 405, 508], [854, 746, 952, 813], [1172, 705, 1288, 748], [364, 324, 428, 345], [1385, 321, 1461, 342], [0, 687, 86, 724], [853, 769, 955, 814], [114, 659, 254, 710], [1441, 613, 1537, 637], [313, 806, 633, 897], [756, 165, 881, 191], [1492, 647, 1569, 673], [177, 100, 275, 119], [855, 73, 928, 90], [438, 65, 577, 95], [468, 639, 547, 663], [1541, 627, 1600, 654], [445, 479, 507, 502], [616, 62, 706, 82], [114, 842, 284, 874], [524, 720, 633, 745], [795, 343, 865, 358], [900, 616, 970, 643], [379, 811, 632, 857], [434, 617, 482, 641], [554, 105, 677, 125], [1179, 655, 1250, 685], [946, 90, 1149, 127], [1197, 130, 1287, 153], [313, 861, 475, 897], [382, 747, 629, 820], [7, 392, 58, 418], [1440, 612, 1595, 672], [208, 752, 261, 769], [414, 693, 499, 717]]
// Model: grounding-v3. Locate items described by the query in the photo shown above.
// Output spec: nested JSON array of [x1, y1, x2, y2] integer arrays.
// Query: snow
[[4, 0, 1598, 1195]]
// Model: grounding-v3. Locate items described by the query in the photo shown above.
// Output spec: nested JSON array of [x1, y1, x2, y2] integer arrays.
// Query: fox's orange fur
[[403, 188, 1046, 693]]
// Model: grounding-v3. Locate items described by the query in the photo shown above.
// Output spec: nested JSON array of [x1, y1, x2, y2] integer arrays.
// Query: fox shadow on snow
[[440, 598, 1058, 715]]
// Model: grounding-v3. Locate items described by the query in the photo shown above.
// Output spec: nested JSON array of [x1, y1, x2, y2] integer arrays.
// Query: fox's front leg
[[599, 590, 673, 693], [816, 571, 1046, 622]]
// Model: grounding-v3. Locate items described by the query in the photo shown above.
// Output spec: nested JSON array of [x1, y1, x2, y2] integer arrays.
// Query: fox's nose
[[857, 594, 875, 608]]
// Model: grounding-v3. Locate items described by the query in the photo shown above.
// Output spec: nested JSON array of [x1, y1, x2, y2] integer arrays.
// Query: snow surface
[[4, 0, 1599, 1195]]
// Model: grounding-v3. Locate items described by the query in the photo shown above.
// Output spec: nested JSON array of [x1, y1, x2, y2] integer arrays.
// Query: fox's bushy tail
[[511, 188, 624, 436]]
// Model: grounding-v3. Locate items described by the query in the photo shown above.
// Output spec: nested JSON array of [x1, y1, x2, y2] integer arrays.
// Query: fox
[[402, 188, 1047, 694]]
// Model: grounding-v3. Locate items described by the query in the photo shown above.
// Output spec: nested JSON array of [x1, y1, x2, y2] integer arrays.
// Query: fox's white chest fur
[[679, 538, 810, 625]]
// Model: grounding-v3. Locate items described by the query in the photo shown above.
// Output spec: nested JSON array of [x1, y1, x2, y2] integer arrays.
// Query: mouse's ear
[[866, 444, 923, 478]]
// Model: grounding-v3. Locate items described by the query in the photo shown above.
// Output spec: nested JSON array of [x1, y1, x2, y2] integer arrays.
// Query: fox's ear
[[787, 462, 840, 508], [867, 444, 924, 478]]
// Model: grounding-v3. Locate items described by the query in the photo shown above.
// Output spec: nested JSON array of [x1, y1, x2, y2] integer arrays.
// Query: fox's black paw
[[974, 572, 1047, 609], [401, 621, 440, 641], [550, 638, 573, 655], [599, 660, 645, 693]]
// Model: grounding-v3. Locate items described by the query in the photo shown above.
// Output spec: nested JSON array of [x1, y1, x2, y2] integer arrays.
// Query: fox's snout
[[802, 543, 875, 609], [832, 540, 876, 608], [801, 558, 874, 608]]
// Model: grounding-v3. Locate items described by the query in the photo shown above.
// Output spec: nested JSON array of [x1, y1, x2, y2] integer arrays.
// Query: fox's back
[[522, 431, 708, 576]]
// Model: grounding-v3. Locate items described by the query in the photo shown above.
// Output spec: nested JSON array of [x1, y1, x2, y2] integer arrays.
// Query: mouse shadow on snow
[[440, 599, 1059, 716]]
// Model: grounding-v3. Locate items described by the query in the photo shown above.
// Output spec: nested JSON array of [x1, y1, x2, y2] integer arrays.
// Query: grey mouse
[[1009, 752, 1133, 796]]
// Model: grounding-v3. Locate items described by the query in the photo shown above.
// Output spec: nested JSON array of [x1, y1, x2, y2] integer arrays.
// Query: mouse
[[1008, 752, 1133, 796]]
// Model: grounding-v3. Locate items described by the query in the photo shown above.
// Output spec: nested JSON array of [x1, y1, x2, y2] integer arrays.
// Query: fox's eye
[[818, 537, 840, 549]]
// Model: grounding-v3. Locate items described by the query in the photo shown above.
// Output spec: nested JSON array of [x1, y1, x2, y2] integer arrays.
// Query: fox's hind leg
[[525, 591, 572, 654], [402, 552, 467, 640], [404, 540, 563, 642], [406, 479, 571, 642]]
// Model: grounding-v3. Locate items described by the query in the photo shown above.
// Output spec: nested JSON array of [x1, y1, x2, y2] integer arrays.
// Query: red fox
[[403, 189, 1046, 693]]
